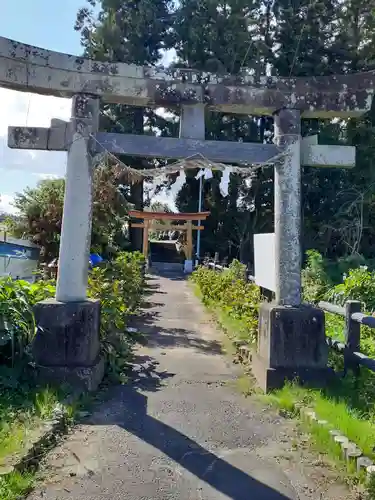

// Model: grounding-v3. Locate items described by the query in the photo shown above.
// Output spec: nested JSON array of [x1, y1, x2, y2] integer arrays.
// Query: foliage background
[[73, 0, 375, 266]]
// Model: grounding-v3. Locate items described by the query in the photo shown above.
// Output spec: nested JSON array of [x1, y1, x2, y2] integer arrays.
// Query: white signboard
[[254, 233, 276, 292]]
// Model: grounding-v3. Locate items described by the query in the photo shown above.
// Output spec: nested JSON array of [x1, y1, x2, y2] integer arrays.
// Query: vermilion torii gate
[[0, 35, 372, 390], [128, 210, 210, 273]]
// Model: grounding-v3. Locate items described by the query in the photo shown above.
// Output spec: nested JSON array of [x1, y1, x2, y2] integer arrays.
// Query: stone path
[[29, 271, 354, 500]]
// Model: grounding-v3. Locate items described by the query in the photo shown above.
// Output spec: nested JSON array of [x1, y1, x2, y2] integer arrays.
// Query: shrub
[[191, 260, 260, 344], [302, 250, 332, 303], [0, 278, 54, 368], [0, 251, 146, 384], [87, 251, 146, 381], [326, 266, 375, 312]]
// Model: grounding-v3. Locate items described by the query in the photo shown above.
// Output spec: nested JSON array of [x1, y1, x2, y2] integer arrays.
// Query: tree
[[9, 164, 130, 262], [9, 179, 65, 262], [74, 0, 375, 264], [172, 0, 274, 261], [172, 0, 375, 264], [75, 0, 175, 250], [269, 0, 375, 260]]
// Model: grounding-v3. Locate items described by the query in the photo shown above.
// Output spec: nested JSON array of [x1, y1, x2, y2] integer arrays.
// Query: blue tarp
[[89, 253, 103, 267]]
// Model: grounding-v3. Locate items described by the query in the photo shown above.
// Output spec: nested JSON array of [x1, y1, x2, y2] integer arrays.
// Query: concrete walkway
[[29, 271, 353, 500]]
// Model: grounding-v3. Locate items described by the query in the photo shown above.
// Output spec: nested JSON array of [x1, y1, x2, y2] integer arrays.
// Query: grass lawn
[[265, 311, 375, 489], [0, 381, 71, 499]]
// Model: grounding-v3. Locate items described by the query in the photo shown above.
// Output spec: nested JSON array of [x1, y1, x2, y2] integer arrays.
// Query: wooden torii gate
[[2, 34, 373, 391], [129, 210, 210, 272]]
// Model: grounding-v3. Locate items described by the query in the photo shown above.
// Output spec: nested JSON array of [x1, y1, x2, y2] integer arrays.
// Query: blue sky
[[2, 0, 82, 54], [0, 0, 84, 212]]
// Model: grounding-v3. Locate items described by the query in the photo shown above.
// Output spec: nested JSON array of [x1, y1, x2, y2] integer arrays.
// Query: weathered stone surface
[[253, 303, 331, 391], [0, 35, 373, 116], [35, 356, 105, 393], [274, 109, 301, 306], [8, 124, 69, 151], [8, 126, 357, 171], [8, 127, 283, 163], [257, 303, 327, 368], [32, 299, 101, 367], [55, 94, 99, 303]]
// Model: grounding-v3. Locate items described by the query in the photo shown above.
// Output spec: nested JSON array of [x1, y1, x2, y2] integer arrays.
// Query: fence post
[[214, 252, 219, 267], [344, 300, 361, 376], [262, 288, 274, 303]]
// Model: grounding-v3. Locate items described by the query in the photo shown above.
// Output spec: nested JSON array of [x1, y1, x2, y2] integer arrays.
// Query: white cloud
[[0, 194, 18, 214], [0, 88, 70, 193], [32, 173, 61, 180], [0, 88, 71, 136]]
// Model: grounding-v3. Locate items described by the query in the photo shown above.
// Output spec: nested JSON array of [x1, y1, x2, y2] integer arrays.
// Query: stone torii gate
[[1, 35, 373, 391]]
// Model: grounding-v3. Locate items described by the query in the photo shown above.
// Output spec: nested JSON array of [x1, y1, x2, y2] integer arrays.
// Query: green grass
[[191, 283, 254, 346], [0, 379, 76, 499], [0, 471, 35, 500], [0, 380, 100, 500], [266, 382, 375, 460], [0, 385, 62, 468]]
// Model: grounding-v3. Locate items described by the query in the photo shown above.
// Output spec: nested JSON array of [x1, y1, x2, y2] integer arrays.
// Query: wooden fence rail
[[203, 258, 375, 377], [318, 300, 375, 376]]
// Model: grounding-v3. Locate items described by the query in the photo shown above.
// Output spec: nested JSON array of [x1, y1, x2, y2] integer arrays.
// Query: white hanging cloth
[[195, 168, 213, 180], [172, 169, 187, 192], [203, 168, 213, 180], [195, 169, 204, 180], [245, 177, 253, 189], [219, 166, 233, 197]]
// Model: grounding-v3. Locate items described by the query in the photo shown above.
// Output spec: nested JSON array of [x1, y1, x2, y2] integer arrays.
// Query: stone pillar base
[[32, 298, 104, 392], [253, 302, 331, 392], [35, 356, 105, 393], [184, 259, 193, 273], [252, 352, 333, 392]]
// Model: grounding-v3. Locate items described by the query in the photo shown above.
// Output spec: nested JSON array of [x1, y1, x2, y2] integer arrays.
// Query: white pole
[[196, 174, 203, 261]]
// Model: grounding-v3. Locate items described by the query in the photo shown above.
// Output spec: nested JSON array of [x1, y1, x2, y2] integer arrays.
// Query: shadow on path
[[145, 326, 223, 353], [96, 275, 294, 499], [89, 377, 293, 500]]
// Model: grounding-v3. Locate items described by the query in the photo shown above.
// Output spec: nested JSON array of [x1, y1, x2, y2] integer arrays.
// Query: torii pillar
[[19, 95, 104, 392]]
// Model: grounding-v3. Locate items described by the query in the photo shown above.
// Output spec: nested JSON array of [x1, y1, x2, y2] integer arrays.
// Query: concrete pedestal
[[253, 302, 332, 392], [184, 259, 193, 273], [32, 298, 104, 392]]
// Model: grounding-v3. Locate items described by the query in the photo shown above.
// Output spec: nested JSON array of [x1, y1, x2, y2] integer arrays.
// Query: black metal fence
[[202, 256, 375, 377]]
